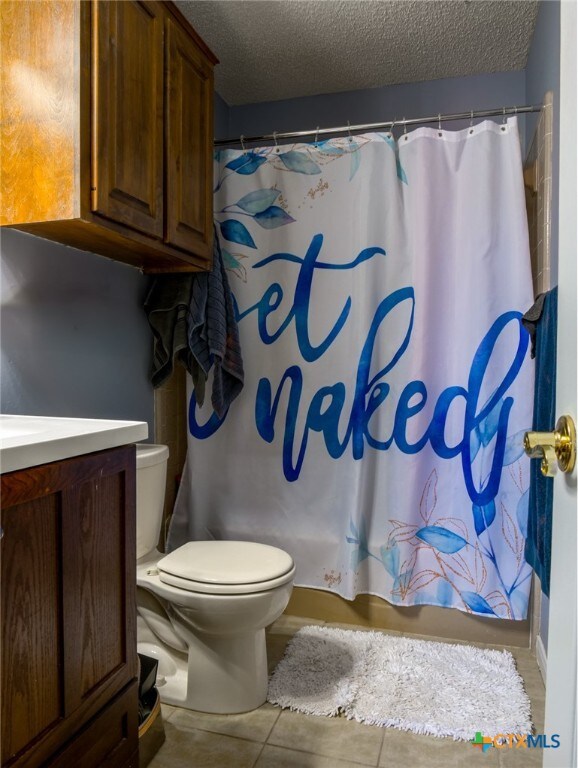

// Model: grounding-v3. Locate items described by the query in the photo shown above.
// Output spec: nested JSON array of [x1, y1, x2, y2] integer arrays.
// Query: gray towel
[[143, 230, 244, 417], [144, 274, 199, 388], [188, 229, 244, 418]]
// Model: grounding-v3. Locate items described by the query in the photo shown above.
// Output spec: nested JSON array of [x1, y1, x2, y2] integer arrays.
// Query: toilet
[[134, 444, 295, 714]]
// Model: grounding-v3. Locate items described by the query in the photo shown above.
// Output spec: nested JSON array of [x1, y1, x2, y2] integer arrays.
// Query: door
[[92, 0, 164, 238], [165, 16, 213, 262], [543, 2, 577, 766]]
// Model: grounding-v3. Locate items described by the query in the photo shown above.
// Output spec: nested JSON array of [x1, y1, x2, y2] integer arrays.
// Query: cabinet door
[[1, 493, 63, 767], [165, 16, 213, 262], [60, 450, 137, 716], [0, 447, 137, 768], [92, 0, 164, 238]]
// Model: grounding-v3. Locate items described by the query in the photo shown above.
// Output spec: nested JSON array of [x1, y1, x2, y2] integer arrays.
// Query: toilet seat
[[156, 541, 295, 595]]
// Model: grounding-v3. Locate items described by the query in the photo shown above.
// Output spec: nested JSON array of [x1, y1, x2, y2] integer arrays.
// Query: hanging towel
[[144, 230, 244, 416], [522, 287, 558, 597], [188, 228, 244, 418], [521, 292, 546, 358], [143, 274, 197, 388]]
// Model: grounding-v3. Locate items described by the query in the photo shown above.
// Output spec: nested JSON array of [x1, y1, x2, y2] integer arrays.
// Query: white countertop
[[0, 415, 149, 473]]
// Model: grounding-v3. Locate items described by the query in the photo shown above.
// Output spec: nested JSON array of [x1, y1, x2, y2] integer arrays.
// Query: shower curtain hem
[[290, 581, 528, 621]]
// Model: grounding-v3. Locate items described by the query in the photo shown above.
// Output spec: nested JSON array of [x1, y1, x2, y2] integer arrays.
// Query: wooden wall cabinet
[[0, 1, 217, 273], [1, 446, 138, 768]]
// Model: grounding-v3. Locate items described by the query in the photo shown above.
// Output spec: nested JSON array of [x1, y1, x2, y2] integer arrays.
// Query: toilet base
[[137, 621, 269, 714], [136, 555, 293, 714]]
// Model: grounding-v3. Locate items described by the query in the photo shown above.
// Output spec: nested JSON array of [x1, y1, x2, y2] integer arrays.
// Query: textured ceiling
[[176, 1, 539, 106]]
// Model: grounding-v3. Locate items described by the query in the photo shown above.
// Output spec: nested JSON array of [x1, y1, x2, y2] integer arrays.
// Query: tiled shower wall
[[525, 91, 553, 298], [524, 94, 553, 670]]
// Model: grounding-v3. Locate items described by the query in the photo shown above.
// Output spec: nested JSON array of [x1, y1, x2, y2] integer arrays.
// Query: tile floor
[[148, 616, 546, 768]]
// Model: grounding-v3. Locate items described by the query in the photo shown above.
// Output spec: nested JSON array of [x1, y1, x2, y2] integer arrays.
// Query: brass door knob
[[524, 415, 576, 477]]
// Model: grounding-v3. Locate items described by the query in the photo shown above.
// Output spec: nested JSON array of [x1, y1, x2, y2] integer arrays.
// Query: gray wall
[[0, 229, 154, 432], [215, 91, 230, 139], [227, 71, 527, 146]]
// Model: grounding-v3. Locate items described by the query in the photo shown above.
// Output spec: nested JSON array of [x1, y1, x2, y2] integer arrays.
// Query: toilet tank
[[136, 443, 169, 561]]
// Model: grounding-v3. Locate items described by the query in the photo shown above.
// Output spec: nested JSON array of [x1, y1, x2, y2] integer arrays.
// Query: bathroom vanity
[[0, 416, 147, 768]]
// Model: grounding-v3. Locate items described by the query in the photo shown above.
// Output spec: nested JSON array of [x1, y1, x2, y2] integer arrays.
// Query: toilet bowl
[[135, 444, 295, 714]]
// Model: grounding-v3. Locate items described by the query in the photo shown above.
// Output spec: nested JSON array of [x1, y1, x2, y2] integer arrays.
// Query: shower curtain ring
[[273, 131, 279, 152], [240, 134, 246, 153], [403, 118, 408, 141], [438, 113, 442, 136], [315, 126, 320, 143], [347, 120, 352, 142], [502, 107, 507, 124], [470, 110, 474, 127]]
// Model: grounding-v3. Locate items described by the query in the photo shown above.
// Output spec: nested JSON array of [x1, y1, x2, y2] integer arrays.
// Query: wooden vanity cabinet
[[0, 0, 217, 273], [1, 446, 138, 768]]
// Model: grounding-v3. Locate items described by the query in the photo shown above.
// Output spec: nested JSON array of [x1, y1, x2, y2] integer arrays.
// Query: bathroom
[[0, 0, 576, 766]]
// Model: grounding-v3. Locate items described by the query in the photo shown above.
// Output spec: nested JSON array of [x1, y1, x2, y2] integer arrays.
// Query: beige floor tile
[[152, 621, 545, 768], [498, 742, 545, 766], [379, 729, 500, 767], [509, 646, 535, 663], [268, 709, 383, 766], [255, 744, 377, 768], [520, 667, 546, 697], [511, 661, 545, 732], [508, 650, 545, 682], [160, 703, 178, 722], [531, 702, 546, 734], [530, 704, 546, 733], [267, 634, 291, 673], [168, 702, 281, 742], [147, 721, 263, 768]]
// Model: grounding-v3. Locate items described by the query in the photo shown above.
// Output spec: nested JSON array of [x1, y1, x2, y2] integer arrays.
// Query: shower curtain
[[170, 117, 535, 620]]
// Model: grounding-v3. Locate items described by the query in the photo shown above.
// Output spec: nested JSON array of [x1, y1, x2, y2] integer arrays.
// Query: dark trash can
[[138, 653, 165, 768]]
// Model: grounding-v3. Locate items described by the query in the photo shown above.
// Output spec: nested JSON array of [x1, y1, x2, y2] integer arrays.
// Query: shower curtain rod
[[214, 103, 542, 147]]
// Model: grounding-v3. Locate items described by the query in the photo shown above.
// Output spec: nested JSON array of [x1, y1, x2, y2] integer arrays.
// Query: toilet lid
[[156, 541, 294, 586]]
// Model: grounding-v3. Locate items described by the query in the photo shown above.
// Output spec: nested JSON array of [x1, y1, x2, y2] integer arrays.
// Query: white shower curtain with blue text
[[170, 117, 535, 620]]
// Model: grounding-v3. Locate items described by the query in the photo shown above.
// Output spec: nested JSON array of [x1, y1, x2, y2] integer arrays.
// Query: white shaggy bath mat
[[267, 625, 532, 741]]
